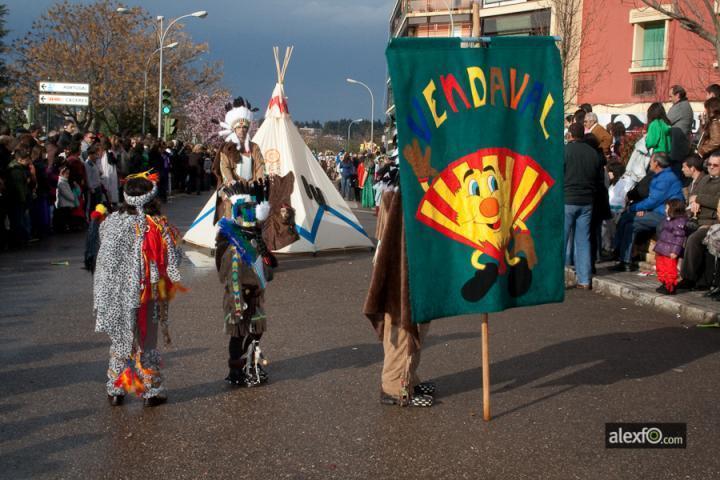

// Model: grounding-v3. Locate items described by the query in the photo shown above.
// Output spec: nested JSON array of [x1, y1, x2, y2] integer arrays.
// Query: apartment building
[[388, 0, 720, 130], [387, 0, 557, 117], [577, 0, 720, 123]]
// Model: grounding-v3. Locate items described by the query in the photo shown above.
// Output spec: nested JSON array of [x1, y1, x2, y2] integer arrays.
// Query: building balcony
[[480, 0, 528, 8], [390, 0, 475, 37], [406, 0, 475, 13]]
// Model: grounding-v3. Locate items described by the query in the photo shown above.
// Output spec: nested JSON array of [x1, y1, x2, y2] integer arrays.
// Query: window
[[629, 7, 671, 71], [481, 9, 551, 37], [632, 76, 656, 97], [638, 22, 666, 67]]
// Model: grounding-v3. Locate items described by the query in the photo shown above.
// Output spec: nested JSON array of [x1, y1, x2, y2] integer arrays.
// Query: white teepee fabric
[[183, 193, 217, 250], [183, 47, 372, 253], [253, 47, 372, 253]]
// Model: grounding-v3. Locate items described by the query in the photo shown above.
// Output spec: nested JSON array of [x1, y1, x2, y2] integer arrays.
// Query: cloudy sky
[[4, 0, 395, 122]]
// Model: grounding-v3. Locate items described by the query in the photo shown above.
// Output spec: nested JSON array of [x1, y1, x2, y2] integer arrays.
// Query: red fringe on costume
[[136, 216, 187, 347]]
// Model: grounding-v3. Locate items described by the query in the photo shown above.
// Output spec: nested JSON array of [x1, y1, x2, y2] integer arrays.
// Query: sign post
[[37, 82, 90, 132]]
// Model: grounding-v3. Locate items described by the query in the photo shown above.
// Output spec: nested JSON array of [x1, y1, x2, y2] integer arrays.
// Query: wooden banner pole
[[481, 312, 491, 421]]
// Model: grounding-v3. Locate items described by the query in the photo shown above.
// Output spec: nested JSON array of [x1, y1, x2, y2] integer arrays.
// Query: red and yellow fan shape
[[416, 147, 554, 256]]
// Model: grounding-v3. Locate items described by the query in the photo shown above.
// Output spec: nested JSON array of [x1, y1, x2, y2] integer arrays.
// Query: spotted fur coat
[[93, 212, 182, 358]]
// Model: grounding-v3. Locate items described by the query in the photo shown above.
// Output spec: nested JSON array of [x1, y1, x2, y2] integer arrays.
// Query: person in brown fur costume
[[213, 98, 266, 224], [364, 188, 434, 407]]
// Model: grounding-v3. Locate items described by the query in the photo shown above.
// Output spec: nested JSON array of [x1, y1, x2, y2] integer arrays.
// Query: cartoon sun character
[[403, 139, 554, 301]]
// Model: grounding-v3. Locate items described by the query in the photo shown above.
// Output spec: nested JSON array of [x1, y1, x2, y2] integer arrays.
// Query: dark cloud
[[4, 0, 394, 121]]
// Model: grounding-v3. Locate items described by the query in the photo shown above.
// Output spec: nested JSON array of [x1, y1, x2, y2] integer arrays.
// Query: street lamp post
[[440, 0, 455, 35], [346, 78, 374, 151], [117, 7, 208, 139], [156, 11, 207, 139], [346, 118, 363, 152], [143, 42, 178, 136]]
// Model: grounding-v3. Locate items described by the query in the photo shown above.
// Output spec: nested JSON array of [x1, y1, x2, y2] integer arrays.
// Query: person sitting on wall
[[611, 152, 684, 272]]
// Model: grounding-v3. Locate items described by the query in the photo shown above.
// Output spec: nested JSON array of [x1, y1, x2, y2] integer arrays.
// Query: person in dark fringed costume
[[94, 171, 184, 407], [210, 95, 299, 386], [215, 183, 276, 386], [363, 161, 434, 407]]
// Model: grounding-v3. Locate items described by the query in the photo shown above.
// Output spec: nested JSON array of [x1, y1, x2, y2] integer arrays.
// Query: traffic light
[[161, 88, 172, 116], [167, 117, 178, 137]]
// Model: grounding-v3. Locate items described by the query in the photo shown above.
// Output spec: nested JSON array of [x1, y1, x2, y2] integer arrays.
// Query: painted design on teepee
[[265, 149, 281, 175]]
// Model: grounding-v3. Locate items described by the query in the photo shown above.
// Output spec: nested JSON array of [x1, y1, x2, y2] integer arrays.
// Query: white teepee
[[253, 46, 372, 253], [183, 47, 372, 253]]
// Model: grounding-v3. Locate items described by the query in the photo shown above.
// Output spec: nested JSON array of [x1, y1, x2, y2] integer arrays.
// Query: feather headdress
[[216, 97, 259, 151]]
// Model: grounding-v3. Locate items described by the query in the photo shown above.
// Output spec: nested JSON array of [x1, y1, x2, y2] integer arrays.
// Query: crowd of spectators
[[564, 84, 720, 303], [0, 119, 216, 252], [317, 149, 387, 207]]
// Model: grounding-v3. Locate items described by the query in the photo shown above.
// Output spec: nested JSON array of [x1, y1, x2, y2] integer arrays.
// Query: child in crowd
[[53, 166, 76, 233], [653, 199, 688, 295], [603, 161, 627, 257], [70, 179, 85, 231]]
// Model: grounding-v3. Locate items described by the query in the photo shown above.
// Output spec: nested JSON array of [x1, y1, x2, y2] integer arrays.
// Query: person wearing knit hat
[[93, 171, 185, 407]]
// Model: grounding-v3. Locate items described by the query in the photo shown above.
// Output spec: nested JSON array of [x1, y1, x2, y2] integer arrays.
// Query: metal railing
[[481, 0, 527, 8], [407, 0, 474, 13]]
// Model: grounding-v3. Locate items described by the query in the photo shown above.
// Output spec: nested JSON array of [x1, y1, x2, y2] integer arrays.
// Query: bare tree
[[551, 0, 608, 110], [639, 0, 720, 90], [638, 0, 720, 68], [9, 0, 222, 134]]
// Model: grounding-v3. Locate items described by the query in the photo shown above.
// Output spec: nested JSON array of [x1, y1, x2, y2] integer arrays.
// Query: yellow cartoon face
[[452, 161, 512, 251], [415, 148, 552, 256]]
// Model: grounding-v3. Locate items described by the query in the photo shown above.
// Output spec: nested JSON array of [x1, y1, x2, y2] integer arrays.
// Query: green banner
[[386, 37, 564, 324]]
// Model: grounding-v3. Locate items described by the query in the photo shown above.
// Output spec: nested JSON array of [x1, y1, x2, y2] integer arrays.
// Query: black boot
[[225, 368, 245, 386], [226, 336, 245, 386]]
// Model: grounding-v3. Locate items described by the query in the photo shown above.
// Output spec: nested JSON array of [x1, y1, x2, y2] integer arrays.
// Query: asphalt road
[[1, 192, 718, 479]]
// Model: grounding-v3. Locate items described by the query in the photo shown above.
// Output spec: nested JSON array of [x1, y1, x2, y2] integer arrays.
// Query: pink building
[[577, 1, 720, 124]]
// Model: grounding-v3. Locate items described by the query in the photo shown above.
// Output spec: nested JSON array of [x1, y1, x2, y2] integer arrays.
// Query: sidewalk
[[565, 262, 720, 324]]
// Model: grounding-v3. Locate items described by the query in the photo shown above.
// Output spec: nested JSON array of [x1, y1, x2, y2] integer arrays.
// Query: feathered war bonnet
[[217, 97, 259, 151]]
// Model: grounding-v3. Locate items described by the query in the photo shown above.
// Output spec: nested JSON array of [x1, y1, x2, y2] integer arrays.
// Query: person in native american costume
[[364, 151, 434, 407], [210, 95, 298, 386], [94, 171, 184, 407], [215, 185, 275, 386], [213, 98, 266, 224]]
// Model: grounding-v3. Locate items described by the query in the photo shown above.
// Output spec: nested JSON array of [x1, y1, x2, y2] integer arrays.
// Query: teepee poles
[[273, 46, 294, 84]]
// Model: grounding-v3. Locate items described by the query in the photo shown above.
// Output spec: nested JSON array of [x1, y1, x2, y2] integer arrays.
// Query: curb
[[565, 267, 719, 324]]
